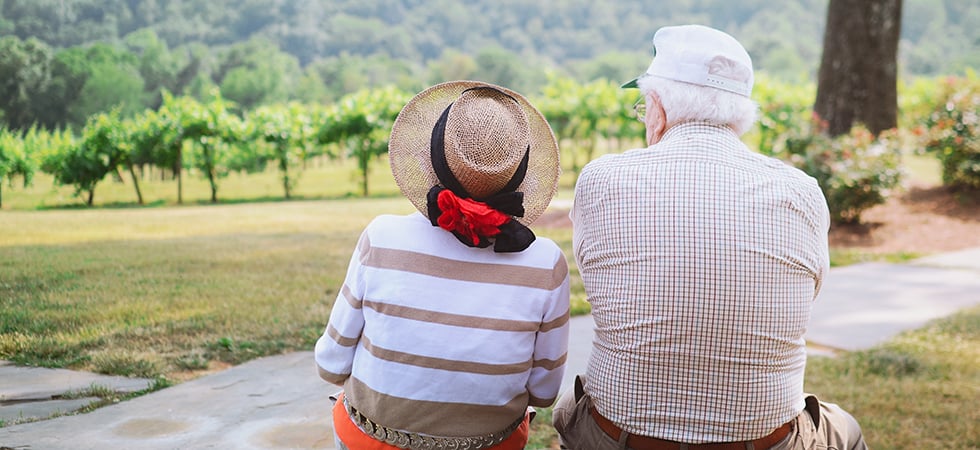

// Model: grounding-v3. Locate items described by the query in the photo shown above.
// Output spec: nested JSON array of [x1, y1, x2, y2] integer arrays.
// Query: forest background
[[1, 0, 978, 132]]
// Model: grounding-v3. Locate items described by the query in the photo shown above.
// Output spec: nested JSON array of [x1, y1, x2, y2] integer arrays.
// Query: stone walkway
[[2, 247, 978, 449]]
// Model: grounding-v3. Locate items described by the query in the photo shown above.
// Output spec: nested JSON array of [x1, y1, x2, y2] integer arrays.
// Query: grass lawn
[[2, 161, 977, 448], [0, 198, 411, 377], [804, 306, 980, 449]]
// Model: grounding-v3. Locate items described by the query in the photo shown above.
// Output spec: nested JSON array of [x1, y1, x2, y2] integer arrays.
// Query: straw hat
[[389, 81, 560, 226]]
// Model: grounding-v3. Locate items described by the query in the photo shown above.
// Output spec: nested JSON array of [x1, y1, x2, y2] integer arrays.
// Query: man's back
[[571, 122, 830, 442]]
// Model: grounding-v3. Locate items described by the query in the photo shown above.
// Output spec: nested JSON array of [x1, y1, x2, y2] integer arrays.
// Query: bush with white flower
[[921, 74, 980, 191], [780, 115, 904, 224]]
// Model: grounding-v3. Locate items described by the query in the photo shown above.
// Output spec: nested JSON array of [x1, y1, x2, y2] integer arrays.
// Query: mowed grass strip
[[804, 306, 980, 450], [0, 198, 415, 378], [0, 160, 404, 211]]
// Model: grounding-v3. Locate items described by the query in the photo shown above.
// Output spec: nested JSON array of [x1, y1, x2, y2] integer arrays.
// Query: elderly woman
[[315, 81, 570, 450]]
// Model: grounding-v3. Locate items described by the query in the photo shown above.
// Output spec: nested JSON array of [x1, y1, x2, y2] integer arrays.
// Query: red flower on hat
[[436, 189, 510, 246]]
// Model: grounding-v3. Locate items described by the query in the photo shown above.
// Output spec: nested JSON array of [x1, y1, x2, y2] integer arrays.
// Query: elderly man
[[553, 25, 867, 450]]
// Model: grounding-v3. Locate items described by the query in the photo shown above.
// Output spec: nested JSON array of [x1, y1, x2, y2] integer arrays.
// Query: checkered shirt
[[571, 121, 830, 443]]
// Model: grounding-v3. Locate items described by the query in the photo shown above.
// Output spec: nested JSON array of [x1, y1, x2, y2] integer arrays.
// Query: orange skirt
[[332, 394, 530, 450]]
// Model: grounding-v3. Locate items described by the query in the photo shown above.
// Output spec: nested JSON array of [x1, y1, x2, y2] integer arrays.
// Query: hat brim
[[388, 81, 560, 226], [621, 77, 640, 89]]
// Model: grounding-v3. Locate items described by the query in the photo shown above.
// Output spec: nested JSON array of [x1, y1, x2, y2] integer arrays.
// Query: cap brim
[[621, 78, 639, 89]]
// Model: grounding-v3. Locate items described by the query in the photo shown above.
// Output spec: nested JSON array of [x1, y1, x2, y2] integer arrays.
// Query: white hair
[[637, 57, 758, 136]]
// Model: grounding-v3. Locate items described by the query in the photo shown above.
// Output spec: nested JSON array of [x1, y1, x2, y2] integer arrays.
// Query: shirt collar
[[659, 120, 739, 143]]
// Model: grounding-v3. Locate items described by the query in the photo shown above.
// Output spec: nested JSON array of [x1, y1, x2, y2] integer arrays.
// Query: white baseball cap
[[622, 24, 754, 97]]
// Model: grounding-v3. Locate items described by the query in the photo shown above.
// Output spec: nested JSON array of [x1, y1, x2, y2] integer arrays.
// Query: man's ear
[[646, 91, 667, 145]]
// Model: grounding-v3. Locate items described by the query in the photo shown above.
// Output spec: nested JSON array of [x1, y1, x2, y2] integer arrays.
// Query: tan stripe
[[326, 324, 359, 347], [528, 393, 556, 408], [356, 233, 371, 263], [553, 256, 569, 289], [317, 366, 348, 385], [361, 336, 530, 375], [539, 311, 570, 332], [346, 377, 528, 436], [532, 352, 567, 370], [362, 300, 539, 332], [364, 246, 567, 291], [340, 284, 362, 309]]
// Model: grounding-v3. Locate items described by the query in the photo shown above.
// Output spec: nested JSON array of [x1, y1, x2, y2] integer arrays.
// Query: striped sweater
[[315, 212, 570, 437]]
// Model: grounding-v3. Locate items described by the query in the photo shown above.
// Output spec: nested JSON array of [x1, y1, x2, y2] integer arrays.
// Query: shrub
[[752, 73, 816, 157], [921, 73, 980, 191], [784, 116, 904, 224]]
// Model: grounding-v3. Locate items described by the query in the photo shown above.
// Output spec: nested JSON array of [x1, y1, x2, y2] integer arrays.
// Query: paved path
[[2, 248, 978, 449]]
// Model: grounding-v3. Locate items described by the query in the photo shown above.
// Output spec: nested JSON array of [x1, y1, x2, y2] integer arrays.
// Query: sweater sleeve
[[314, 231, 369, 386], [526, 254, 571, 407]]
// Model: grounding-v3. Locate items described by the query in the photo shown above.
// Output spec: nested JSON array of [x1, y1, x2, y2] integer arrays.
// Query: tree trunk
[[87, 187, 95, 206], [280, 150, 291, 199], [358, 140, 370, 198], [176, 147, 183, 204], [208, 168, 218, 203], [814, 0, 902, 137], [360, 162, 369, 198], [127, 163, 144, 205]]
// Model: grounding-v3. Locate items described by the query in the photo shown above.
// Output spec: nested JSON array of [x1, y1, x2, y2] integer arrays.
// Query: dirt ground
[[539, 183, 980, 256], [828, 184, 980, 255]]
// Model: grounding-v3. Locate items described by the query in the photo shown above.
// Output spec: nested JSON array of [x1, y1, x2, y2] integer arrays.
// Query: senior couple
[[314, 25, 867, 450]]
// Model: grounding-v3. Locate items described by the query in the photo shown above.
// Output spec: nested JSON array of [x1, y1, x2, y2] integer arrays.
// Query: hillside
[[1, 0, 977, 81], [0, 0, 977, 131]]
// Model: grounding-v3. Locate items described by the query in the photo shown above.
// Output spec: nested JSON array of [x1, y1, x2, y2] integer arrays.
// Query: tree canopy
[[0, 0, 976, 131]]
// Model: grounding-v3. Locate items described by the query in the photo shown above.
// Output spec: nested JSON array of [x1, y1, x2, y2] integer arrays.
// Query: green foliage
[[753, 76, 904, 224], [829, 249, 921, 267], [1, 1, 977, 134], [1, 0, 977, 134], [0, 36, 53, 130], [473, 46, 544, 94], [122, 29, 183, 108], [92, 352, 162, 378], [247, 103, 319, 198], [65, 44, 147, 124], [35, 128, 75, 178], [753, 73, 817, 156], [45, 111, 130, 206], [214, 38, 302, 109], [177, 90, 245, 203], [318, 86, 410, 197], [536, 75, 640, 177], [1, 333, 91, 368], [898, 77, 948, 130], [921, 72, 980, 191], [151, 91, 198, 203], [0, 126, 36, 207], [786, 122, 904, 224], [0, 75, 961, 215], [206, 336, 288, 365], [426, 49, 479, 85]]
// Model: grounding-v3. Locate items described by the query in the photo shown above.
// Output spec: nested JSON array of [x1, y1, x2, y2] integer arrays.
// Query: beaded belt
[[343, 397, 524, 450]]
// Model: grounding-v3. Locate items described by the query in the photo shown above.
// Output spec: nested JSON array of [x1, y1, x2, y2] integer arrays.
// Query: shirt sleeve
[[526, 254, 571, 407], [314, 231, 369, 386], [571, 162, 601, 267], [810, 186, 832, 299]]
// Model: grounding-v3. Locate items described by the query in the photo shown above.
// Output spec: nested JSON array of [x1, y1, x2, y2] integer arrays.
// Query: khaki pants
[[552, 378, 867, 450]]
